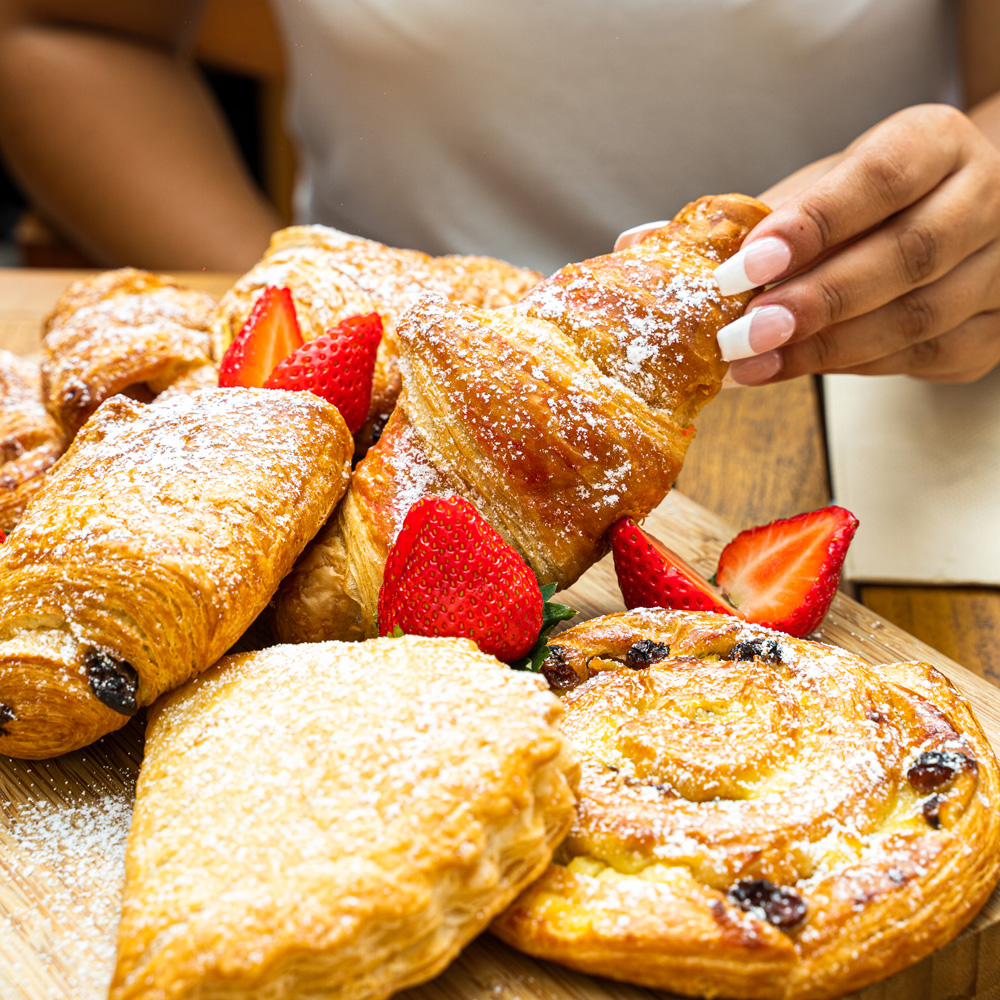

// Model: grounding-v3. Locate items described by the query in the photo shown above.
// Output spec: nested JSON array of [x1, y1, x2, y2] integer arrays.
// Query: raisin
[[86, 649, 139, 716], [0, 703, 14, 737], [728, 879, 807, 929], [624, 639, 670, 670], [727, 637, 783, 664], [540, 645, 581, 692], [906, 750, 976, 794], [922, 795, 942, 829]]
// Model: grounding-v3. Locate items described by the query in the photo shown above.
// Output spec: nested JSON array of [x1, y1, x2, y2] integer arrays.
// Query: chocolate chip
[[728, 879, 807, 929], [727, 637, 783, 664], [540, 645, 581, 692], [85, 650, 139, 716], [624, 639, 670, 670], [906, 750, 976, 794], [922, 795, 942, 829], [0, 703, 14, 737]]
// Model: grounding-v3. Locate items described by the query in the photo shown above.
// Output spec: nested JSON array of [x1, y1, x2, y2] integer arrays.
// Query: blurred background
[[0, 0, 292, 268]]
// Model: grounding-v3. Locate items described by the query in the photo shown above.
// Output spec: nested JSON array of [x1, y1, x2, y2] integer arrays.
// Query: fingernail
[[713, 237, 793, 295], [614, 220, 671, 252], [716, 305, 795, 361], [728, 350, 783, 385]]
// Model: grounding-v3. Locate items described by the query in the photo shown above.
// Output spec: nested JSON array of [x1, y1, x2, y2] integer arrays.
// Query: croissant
[[109, 635, 576, 1000], [492, 609, 1000, 1000], [273, 193, 770, 643], [0, 350, 65, 532], [0, 387, 353, 759], [41, 268, 218, 440], [210, 225, 542, 452]]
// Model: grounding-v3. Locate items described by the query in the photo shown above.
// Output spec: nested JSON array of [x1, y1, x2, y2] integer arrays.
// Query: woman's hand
[[620, 104, 1000, 385]]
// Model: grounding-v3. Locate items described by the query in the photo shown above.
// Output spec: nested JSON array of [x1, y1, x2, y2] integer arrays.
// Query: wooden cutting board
[[1, 491, 998, 1000]]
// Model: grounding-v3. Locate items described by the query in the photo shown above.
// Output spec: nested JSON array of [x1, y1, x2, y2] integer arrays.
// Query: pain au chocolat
[[492, 609, 1000, 1000], [110, 636, 576, 1000], [274, 193, 770, 644], [0, 387, 352, 759]]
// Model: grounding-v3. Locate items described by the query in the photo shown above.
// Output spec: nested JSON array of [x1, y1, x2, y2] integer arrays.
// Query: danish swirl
[[493, 609, 1000, 1000]]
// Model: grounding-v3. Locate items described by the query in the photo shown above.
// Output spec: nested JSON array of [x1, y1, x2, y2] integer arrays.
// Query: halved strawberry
[[378, 495, 549, 663], [263, 312, 382, 434], [716, 505, 858, 636], [218, 286, 303, 388], [611, 517, 740, 617]]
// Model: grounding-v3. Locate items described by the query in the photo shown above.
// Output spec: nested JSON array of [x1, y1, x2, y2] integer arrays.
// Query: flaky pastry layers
[[0, 387, 353, 759], [0, 350, 65, 532], [210, 224, 542, 451], [274, 193, 770, 643], [110, 635, 577, 1000], [42, 268, 219, 439], [492, 610, 1000, 1000]]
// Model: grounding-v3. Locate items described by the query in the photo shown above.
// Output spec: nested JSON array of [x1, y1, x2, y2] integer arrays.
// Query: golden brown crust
[[41, 268, 218, 439], [0, 387, 353, 759], [0, 350, 65, 532], [210, 224, 542, 455], [274, 194, 770, 643], [492, 609, 1000, 1000], [110, 636, 577, 1000]]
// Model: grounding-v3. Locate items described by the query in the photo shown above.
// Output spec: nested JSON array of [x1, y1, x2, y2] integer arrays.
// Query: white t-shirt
[[271, 0, 957, 274]]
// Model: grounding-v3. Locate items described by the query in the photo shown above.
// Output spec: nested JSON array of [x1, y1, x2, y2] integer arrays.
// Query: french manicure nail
[[614, 220, 671, 252], [728, 350, 783, 385], [713, 237, 793, 295], [716, 305, 796, 361]]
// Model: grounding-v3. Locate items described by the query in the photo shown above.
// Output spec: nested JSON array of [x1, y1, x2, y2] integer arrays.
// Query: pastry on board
[[0, 349, 64, 532], [272, 193, 770, 644], [41, 268, 219, 439], [493, 609, 1000, 1000], [210, 224, 542, 453], [109, 635, 577, 1000], [0, 387, 352, 759]]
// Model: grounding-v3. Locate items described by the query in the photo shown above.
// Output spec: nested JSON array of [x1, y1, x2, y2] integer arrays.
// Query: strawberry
[[611, 517, 741, 617], [263, 312, 382, 434], [378, 495, 571, 663], [716, 505, 858, 637], [218, 286, 303, 388]]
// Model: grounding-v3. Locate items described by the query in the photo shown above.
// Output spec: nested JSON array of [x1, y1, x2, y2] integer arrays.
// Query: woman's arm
[[0, 0, 281, 271]]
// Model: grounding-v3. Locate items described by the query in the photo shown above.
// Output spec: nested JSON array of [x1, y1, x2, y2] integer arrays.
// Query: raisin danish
[[0, 387, 352, 759], [109, 635, 577, 1000], [210, 224, 542, 453], [273, 193, 770, 643], [0, 350, 64, 532], [492, 609, 1000, 1000], [41, 268, 218, 440]]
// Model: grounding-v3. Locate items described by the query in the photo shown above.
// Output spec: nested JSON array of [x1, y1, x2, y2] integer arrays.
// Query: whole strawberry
[[378, 495, 545, 663], [264, 312, 383, 434], [218, 286, 303, 388], [611, 517, 740, 617]]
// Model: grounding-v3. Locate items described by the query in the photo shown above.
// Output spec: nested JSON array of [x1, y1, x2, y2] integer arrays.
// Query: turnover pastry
[[42, 268, 218, 439], [274, 193, 770, 644], [210, 224, 542, 451], [0, 387, 352, 759], [493, 609, 1000, 1000], [110, 635, 577, 1000], [0, 350, 64, 532]]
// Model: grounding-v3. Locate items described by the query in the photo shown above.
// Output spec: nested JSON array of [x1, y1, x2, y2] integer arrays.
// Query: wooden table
[[2, 268, 1000, 999]]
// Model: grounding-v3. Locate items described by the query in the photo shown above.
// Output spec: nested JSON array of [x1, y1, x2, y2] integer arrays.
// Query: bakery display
[[0, 387, 353, 759], [210, 224, 542, 451], [109, 635, 576, 1000], [493, 609, 1000, 1000], [40, 268, 219, 440], [0, 349, 65, 532], [273, 193, 770, 644]]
